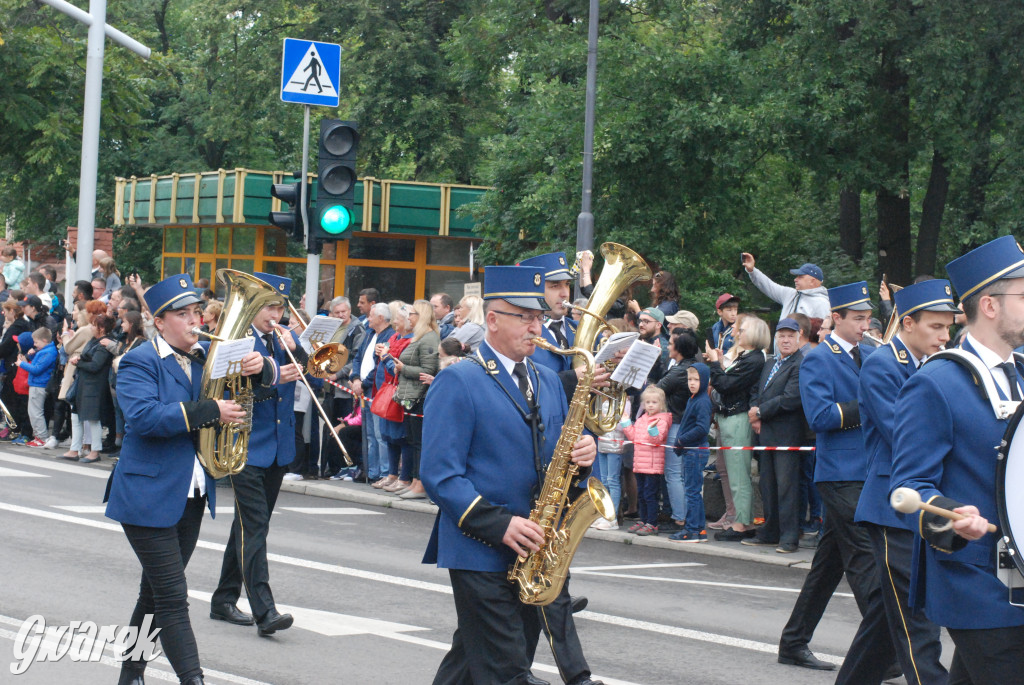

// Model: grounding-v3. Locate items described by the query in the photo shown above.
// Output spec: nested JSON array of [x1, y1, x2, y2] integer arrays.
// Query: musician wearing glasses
[[892, 236, 1024, 683], [104, 274, 266, 685], [421, 265, 598, 685], [854, 280, 958, 685], [211, 272, 308, 637]]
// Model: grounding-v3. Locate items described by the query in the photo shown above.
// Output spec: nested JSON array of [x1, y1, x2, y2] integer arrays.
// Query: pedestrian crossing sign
[[280, 38, 341, 107]]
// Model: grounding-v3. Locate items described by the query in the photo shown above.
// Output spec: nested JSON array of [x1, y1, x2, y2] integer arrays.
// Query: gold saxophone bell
[[0, 397, 16, 431], [568, 242, 652, 434], [192, 269, 286, 479]]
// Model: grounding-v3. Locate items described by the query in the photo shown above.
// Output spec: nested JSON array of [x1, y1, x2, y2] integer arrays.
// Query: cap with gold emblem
[[253, 271, 291, 303], [517, 252, 572, 282], [945, 235, 1024, 301], [828, 281, 874, 312], [482, 265, 549, 311], [144, 273, 203, 316], [893, 279, 959, 319]]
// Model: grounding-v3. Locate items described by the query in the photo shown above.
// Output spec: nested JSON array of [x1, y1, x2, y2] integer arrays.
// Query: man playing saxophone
[[421, 265, 597, 685]]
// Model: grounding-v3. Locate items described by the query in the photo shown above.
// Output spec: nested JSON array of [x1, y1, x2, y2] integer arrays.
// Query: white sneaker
[[43, 437, 59, 450], [591, 517, 618, 531], [282, 473, 303, 481]]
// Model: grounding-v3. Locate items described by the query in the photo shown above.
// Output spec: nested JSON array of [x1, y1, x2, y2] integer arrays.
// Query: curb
[[282, 479, 814, 570]]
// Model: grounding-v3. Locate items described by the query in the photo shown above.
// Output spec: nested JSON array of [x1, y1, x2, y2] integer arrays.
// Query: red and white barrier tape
[[599, 438, 814, 451]]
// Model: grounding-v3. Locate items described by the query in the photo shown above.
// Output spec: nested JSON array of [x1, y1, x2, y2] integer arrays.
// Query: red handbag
[[370, 376, 404, 422], [13, 366, 29, 395]]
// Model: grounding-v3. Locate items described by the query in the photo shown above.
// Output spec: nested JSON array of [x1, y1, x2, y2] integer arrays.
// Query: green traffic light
[[320, 205, 352, 234]]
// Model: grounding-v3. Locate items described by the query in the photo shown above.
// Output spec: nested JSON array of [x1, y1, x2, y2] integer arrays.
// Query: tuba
[[193, 269, 286, 479], [568, 242, 651, 434], [284, 300, 349, 379], [508, 340, 616, 606]]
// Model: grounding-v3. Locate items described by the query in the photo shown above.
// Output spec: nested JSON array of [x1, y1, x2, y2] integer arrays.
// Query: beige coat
[[58, 325, 94, 400]]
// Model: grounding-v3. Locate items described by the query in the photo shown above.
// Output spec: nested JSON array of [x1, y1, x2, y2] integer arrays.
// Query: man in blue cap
[[211, 272, 309, 637], [850, 279, 958, 684], [518, 252, 577, 375], [106, 273, 266, 684], [778, 281, 898, 678], [421, 265, 599, 685], [741, 252, 831, 320], [892, 235, 1024, 682]]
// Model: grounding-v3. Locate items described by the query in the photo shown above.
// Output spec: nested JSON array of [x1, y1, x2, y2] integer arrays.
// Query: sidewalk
[[281, 478, 816, 570]]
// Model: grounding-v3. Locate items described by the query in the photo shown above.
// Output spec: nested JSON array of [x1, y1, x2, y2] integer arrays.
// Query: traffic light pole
[[301, 105, 319, 319], [575, 0, 599, 299]]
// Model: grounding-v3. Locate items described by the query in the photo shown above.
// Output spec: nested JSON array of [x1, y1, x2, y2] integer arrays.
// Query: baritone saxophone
[[508, 339, 616, 606]]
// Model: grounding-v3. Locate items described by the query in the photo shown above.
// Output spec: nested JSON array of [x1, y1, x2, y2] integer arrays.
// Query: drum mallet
[[890, 487, 998, 533]]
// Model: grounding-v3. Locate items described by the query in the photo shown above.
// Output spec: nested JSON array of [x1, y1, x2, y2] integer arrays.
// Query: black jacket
[[0, 318, 32, 371], [709, 349, 765, 416], [657, 357, 699, 423], [749, 349, 807, 447]]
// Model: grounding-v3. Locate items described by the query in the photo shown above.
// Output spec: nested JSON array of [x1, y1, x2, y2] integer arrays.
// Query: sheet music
[[594, 331, 639, 365], [209, 337, 256, 379], [298, 315, 344, 353], [610, 339, 661, 389]]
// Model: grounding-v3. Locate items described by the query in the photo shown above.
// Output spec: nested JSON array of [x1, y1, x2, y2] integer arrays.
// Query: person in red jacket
[[623, 385, 672, 536]]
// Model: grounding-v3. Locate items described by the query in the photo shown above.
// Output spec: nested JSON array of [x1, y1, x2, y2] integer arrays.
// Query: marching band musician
[[891, 236, 1024, 682], [210, 272, 308, 637], [854, 280, 958, 684], [421, 265, 598, 685], [105, 274, 267, 685]]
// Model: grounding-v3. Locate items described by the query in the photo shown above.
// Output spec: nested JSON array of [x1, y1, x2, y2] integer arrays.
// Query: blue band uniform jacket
[[105, 337, 221, 528], [529, 318, 576, 374], [798, 334, 873, 482], [246, 325, 306, 469], [891, 337, 1024, 629], [421, 341, 572, 572], [856, 337, 916, 530]]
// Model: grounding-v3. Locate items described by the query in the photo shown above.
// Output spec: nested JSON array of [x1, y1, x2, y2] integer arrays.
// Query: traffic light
[[314, 119, 358, 240], [269, 175, 306, 243]]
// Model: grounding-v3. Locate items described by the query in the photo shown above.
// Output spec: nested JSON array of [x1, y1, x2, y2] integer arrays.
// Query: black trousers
[[866, 524, 947, 685], [212, 463, 287, 621], [403, 398, 424, 480], [948, 625, 1024, 685], [121, 495, 205, 680], [322, 396, 354, 475], [538, 576, 591, 684], [780, 481, 894, 671], [757, 450, 802, 545]]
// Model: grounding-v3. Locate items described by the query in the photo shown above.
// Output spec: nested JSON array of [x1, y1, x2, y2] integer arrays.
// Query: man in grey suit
[[744, 318, 806, 553]]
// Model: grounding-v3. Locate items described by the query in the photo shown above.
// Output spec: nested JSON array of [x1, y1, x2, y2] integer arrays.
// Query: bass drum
[[996, 402, 1024, 579]]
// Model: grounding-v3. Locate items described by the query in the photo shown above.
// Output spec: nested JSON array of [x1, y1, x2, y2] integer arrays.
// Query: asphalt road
[[0, 448, 948, 684]]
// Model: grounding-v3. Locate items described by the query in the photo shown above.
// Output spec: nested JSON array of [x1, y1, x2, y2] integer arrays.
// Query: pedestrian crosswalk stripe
[[280, 507, 384, 515], [0, 466, 46, 478]]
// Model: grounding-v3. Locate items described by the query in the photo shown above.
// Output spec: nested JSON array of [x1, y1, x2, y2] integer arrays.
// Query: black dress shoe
[[210, 603, 254, 626], [777, 646, 836, 671], [568, 678, 605, 685], [570, 595, 588, 613], [714, 528, 757, 542], [117, 662, 146, 685], [257, 609, 294, 636], [525, 674, 550, 685], [180, 677, 204, 684]]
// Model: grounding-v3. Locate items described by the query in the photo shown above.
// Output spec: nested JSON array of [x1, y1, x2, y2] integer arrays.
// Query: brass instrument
[[879, 281, 905, 345], [284, 301, 349, 379], [508, 339, 616, 606], [0, 397, 16, 431], [271, 325, 354, 467], [193, 269, 284, 479], [569, 242, 652, 434]]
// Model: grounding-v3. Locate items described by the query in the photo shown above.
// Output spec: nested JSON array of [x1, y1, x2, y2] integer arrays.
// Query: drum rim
[[996, 402, 1024, 579]]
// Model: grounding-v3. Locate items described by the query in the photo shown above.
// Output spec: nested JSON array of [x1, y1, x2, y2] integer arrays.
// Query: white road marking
[[0, 466, 47, 478], [0, 614, 273, 684], [574, 562, 704, 571], [279, 507, 384, 515], [0, 500, 849, 671], [575, 569, 856, 598], [53, 505, 237, 515], [0, 452, 110, 479]]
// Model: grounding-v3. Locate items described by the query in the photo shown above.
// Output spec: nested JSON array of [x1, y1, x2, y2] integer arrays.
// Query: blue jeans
[[662, 423, 686, 522], [636, 473, 662, 526], [367, 412, 390, 479], [683, 448, 709, 534], [596, 451, 621, 516]]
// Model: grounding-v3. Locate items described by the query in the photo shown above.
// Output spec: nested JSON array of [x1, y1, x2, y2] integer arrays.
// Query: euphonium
[[569, 242, 651, 434], [508, 340, 616, 606], [194, 269, 286, 479], [284, 301, 349, 379]]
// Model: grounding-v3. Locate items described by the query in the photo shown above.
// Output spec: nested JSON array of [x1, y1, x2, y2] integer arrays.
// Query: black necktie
[[549, 320, 568, 349], [851, 346, 861, 368], [998, 362, 1022, 401], [512, 362, 533, 405], [263, 333, 275, 356]]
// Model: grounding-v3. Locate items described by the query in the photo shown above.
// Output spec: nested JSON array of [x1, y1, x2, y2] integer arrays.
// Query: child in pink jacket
[[622, 385, 673, 536]]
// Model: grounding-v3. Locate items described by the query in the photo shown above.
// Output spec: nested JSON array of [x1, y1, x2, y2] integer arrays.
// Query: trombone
[[283, 301, 349, 379]]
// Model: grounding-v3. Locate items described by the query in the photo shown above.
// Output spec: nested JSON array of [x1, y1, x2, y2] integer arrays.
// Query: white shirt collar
[[155, 335, 202, 359], [966, 331, 1020, 398], [487, 341, 521, 378], [830, 333, 856, 356]]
